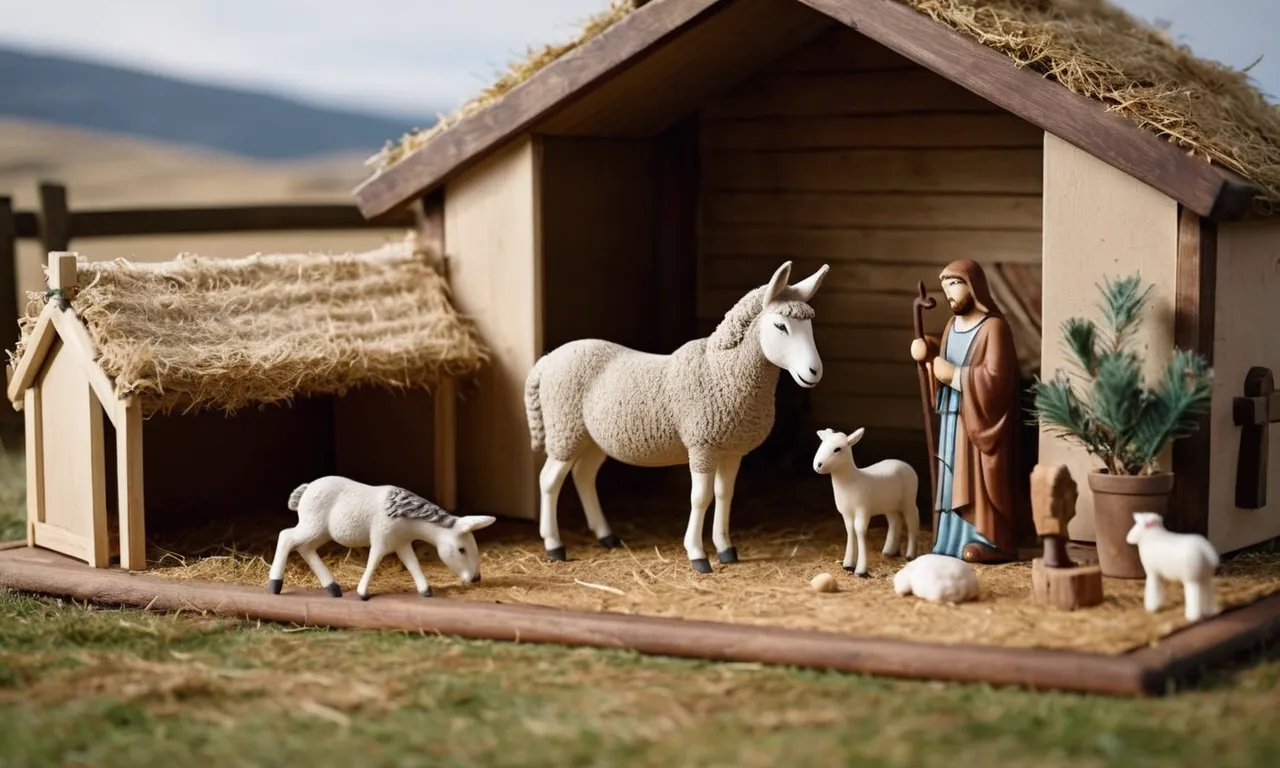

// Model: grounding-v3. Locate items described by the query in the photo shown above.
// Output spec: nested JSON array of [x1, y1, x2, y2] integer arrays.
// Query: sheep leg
[[297, 543, 341, 598], [685, 470, 715, 573], [356, 541, 388, 601], [396, 543, 433, 598], [1182, 579, 1203, 622], [267, 527, 299, 594], [539, 456, 575, 561], [853, 510, 871, 577], [841, 514, 856, 571], [712, 453, 742, 564], [1200, 577, 1218, 618], [883, 514, 901, 557], [1144, 572, 1165, 613], [571, 442, 618, 549], [903, 502, 920, 560]]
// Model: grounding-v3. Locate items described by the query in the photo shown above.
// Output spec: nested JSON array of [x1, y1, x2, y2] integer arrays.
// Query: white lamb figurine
[[893, 554, 980, 604], [267, 475, 496, 600], [1125, 512, 1220, 622], [813, 427, 920, 577]]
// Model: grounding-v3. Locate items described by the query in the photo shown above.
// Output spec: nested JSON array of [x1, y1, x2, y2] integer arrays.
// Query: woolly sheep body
[[1126, 512, 1220, 622], [893, 554, 979, 604]]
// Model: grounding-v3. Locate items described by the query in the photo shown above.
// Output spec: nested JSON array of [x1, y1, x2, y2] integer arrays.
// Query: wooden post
[[434, 377, 457, 510], [1233, 367, 1279, 509], [116, 398, 146, 570], [24, 386, 44, 546], [1030, 464, 1103, 610], [414, 190, 447, 279], [38, 182, 71, 257], [48, 252, 79, 301], [0, 197, 19, 390], [1171, 206, 1215, 536]]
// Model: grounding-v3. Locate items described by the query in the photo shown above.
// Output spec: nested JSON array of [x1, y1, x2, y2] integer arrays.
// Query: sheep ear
[[816, 429, 831, 440], [791, 264, 829, 303], [764, 261, 792, 304], [846, 428, 865, 446], [456, 515, 496, 533]]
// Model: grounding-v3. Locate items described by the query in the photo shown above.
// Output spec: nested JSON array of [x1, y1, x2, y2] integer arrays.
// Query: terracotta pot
[[1087, 471, 1175, 579]]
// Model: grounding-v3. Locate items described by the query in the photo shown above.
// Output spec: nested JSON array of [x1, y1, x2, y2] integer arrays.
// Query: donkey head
[[759, 261, 829, 389]]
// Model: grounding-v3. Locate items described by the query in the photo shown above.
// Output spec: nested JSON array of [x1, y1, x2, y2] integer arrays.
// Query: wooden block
[[1032, 557, 1104, 611], [48, 252, 79, 295]]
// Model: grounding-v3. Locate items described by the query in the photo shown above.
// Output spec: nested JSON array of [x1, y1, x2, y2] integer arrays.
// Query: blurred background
[[0, 0, 1275, 307]]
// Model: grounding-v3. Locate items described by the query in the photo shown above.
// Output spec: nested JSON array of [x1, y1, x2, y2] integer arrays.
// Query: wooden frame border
[[1, 544, 1277, 697], [354, 0, 1258, 221]]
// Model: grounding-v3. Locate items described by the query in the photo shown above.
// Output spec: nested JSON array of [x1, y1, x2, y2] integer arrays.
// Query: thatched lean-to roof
[[367, 0, 1280, 207], [9, 238, 488, 417]]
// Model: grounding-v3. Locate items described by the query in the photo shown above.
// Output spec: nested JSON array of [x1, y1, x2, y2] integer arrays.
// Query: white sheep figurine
[[267, 475, 496, 600], [893, 554, 980, 604], [1125, 511, 1220, 622], [813, 427, 920, 577]]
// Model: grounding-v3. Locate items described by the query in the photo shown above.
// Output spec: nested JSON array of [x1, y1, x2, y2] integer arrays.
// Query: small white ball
[[810, 572, 838, 593]]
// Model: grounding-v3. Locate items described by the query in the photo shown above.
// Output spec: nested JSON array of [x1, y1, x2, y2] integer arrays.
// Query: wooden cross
[[1232, 367, 1280, 509]]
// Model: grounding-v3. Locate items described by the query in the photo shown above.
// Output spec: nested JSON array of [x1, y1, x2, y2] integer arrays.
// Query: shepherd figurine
[[524, 261, 829, 573]]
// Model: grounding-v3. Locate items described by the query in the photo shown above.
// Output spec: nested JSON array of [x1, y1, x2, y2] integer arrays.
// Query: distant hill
[[0, 46, 435, 161]]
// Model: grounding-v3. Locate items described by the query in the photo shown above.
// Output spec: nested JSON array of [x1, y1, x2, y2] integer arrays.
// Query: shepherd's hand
[[910, 338, 929, 362], [932, 356, 956, 385]]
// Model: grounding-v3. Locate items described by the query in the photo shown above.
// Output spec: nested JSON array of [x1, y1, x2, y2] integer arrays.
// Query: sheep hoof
[[691, 558, 713, 574], [547, 546, 567, 562], [419, 587, 434, 598], [857, 572, 871, 579], [266, 579, 283, 595], [717, 547, 739, 564], [843, 565, 856, 573], [598, 534, 622, 549], [324, 583, 343, 598], [358, 590, 370, 602]]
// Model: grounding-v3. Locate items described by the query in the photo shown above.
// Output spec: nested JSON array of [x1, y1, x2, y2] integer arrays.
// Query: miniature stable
[[3, 243, 487, 570], [3, 0, 1280, 697]]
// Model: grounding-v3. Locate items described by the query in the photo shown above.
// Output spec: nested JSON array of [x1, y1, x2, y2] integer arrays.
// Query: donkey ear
[[456, 515, 497, 533], [791, 264, 830, 303], [846, 427, 866, 446], [764, 261, 792, 304]]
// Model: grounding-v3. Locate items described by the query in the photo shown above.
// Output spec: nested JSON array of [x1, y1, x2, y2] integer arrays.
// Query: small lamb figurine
[[1126, 512, 1220, 622], [813, 427, 920, 577], [267, 475, 496, 600], [893, 554, 979, 604]]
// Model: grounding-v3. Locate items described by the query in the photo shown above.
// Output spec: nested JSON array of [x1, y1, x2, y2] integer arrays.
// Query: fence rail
[[0, 180, 418, 422]]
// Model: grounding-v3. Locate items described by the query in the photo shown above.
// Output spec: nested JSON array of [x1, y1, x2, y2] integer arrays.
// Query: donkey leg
[[571, 442, 618, 548], [540, 456, 575, 562], [685, 469, 715, 574], [712, 453, 743, 564]]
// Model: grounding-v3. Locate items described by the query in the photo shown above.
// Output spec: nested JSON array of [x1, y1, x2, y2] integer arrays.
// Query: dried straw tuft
[[369, 0, 1280, 207], [8, 236, 488, 416]]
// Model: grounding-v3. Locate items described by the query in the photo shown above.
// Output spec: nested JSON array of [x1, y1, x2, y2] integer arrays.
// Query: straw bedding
[[8, 237, 488, 416], [370, 0, 1280, 208], [147, 492, 1280, 656]]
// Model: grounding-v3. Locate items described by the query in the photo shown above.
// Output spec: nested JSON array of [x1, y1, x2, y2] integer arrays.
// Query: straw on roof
[[9, 236, 489, 416], [368, 0, 1280, 206]]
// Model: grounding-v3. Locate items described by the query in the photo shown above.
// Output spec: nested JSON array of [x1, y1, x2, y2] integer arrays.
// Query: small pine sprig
[[1096, 274, 1153, 354], [1061, 317, 1098, 377], [1131, 348, 1214, 469]]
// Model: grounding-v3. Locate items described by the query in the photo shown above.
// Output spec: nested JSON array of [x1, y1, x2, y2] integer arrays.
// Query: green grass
[[1, 437, 1279, 766]]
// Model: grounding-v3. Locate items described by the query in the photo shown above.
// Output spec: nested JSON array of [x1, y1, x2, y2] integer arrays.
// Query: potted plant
[[1030, 274, 1213, 579]]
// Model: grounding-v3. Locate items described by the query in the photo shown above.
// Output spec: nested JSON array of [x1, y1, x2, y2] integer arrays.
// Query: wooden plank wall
[[695, 25, 1043, 434]]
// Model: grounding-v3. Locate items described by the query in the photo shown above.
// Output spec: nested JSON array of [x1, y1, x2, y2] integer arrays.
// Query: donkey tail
[[287, 483, 309, 512], [524, 358, 547, 453]]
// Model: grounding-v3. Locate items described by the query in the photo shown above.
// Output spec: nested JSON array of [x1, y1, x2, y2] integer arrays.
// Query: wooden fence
[[0, 180, 417, 423]]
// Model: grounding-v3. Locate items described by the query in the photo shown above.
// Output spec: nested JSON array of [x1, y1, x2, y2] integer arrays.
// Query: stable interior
[[529, 0, 1045, 530]]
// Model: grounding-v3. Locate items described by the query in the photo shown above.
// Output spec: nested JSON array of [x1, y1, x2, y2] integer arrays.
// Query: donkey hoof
[[419, 587, 434, 598], [691, 558, 713, 574], [266, 579, 283, 595], [547, 546, 567, 562], [598, 534, 622, 549], [325, 583, 343, 598], [717, 547, 739, 564]]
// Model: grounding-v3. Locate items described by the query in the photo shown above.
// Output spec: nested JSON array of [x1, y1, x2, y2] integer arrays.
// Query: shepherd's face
[[942, 276, 973, 315]]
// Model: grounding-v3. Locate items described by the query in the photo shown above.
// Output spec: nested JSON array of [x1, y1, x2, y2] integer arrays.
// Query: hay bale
[[9, 236, 489, 416]]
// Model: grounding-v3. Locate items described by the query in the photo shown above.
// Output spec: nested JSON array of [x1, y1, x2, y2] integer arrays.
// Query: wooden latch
[[1233, 367, 1280, 508]]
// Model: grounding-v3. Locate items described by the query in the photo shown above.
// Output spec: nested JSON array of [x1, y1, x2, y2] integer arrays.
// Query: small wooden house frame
[[6, 246, 486, 570], [349, 0, 1280, 557]]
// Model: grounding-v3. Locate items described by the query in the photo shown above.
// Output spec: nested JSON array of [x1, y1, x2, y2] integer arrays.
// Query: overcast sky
[[0, 0, 1275, 119]]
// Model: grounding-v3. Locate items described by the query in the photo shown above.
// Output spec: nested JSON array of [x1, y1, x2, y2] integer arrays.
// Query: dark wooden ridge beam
[[797, 0, 1258, 221], [10, 205, 415, 241], [353, 0, 726, 219]]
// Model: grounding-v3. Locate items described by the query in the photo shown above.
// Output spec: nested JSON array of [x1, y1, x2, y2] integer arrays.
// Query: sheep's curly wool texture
[[525, 283, 813, 474], [8, 238, 489, 417], [371, 0, 1280, 208]]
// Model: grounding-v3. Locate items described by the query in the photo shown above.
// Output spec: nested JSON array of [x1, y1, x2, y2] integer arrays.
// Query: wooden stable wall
[[1209, 215, 1280, 553], [695, 25, 1043, 435]]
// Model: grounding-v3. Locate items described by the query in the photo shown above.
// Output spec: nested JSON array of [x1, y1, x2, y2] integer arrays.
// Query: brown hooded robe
[[923, 259, 1020, 555]]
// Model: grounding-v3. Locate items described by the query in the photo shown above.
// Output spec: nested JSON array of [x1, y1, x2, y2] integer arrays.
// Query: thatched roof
[[9, 238, 489, 416], [367, 0, 1280, 208]]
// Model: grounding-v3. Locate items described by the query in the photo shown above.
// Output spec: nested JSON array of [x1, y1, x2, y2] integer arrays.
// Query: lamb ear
[[456, 515, 497, 533], [764, 261, 792, 304], [846, 427, 866, 446], [791, 264, 830, 303], [816, 429, 831, 440]]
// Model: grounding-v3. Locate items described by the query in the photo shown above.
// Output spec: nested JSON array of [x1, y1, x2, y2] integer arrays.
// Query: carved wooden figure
[[1029, 463, 1104, 611]]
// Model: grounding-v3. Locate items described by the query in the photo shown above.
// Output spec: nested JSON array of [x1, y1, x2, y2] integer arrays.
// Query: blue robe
[[932, 319, 996, 558]]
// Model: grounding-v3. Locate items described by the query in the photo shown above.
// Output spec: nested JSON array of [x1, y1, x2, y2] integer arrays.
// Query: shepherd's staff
[[912, 280, 939, 534]]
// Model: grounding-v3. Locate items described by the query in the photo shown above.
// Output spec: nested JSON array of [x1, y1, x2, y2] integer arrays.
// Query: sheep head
[[1125, 511, 1165, 545]]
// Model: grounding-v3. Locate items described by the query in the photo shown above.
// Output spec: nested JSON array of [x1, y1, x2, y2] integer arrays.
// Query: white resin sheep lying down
[[893, 554, 980, 604]]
